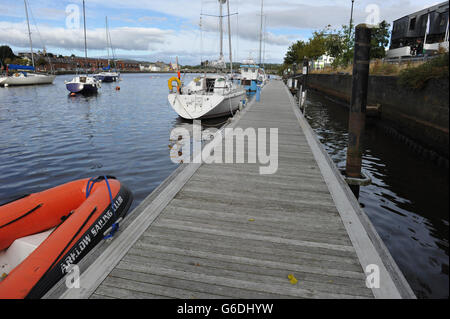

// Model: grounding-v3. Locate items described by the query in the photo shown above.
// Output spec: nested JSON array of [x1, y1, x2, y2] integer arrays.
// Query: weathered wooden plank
[[121, 253, 373, 297], [168, 198, 342, 221], [153, 217, 352, 246], [145, 225, 359, 259], [130, 242, 364, 281], [135, 234, 362, 272], [157, 211, 349, 242], [150, 220, 355, 253], [100, 276, 226, 299], [160, 205, 346, 231], [124, 247, 367, 289], [110, 267, 295, 299], [114, 260, 369, 299], [94, 283, 174, 299]]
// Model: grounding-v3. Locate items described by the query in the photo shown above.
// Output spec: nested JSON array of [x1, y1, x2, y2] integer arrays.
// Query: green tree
[[36, 57, 49, 67], [283, 31, 329, 66], [370, 20, 391, 59], [284, 40, 306, 65], [0, 45, 16, 65]]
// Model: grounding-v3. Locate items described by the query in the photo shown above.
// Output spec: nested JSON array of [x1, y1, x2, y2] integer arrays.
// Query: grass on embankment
[[309, 53, 449, 90], [397, 53, 449, 89]]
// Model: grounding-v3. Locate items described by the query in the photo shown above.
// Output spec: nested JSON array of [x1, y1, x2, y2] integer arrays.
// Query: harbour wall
[[305, 74, 449, 162]]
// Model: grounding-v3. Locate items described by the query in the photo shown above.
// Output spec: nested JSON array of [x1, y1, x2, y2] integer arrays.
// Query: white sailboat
[[168, 0, 246, 120], [93, 16, 120, 83], [0, 0, 55, 87], [65, 0, 101, 94]]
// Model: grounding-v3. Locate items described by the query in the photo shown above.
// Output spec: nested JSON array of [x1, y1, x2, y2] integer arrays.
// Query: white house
[[312, 55, 335, 69]]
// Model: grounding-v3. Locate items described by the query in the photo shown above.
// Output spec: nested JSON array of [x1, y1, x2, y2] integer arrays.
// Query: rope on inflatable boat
[[86, 175, 118, 239]]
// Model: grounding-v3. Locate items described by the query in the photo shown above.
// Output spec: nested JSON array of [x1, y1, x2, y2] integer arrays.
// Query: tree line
[[281, 21, 390, 73]]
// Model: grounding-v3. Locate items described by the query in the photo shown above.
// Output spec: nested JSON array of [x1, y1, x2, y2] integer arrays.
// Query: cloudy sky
[[0, 0, 444, 65]]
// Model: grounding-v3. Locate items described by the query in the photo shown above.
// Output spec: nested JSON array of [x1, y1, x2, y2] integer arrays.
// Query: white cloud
[[1, 0, 445, 64], [0, 21, 169, 51]]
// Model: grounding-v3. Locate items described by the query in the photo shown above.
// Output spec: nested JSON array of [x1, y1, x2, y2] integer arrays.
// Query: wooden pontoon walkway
[[46, 80, 415, 299]]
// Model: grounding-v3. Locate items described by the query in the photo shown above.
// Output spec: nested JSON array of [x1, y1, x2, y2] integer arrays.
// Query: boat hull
[[66, 82, 99, 94], [168, 89, 246, 120], [93, 73, 119, 83], [0, 177, 133, 299], [0, 74, 55, 86]]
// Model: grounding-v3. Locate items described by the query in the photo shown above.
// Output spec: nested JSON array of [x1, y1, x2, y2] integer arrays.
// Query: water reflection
[[305, 90, 449, 299]]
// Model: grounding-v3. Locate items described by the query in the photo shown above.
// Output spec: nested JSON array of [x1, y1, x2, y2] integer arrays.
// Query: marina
[[0, 0, 448, 301], [44, 80, 415, 299]]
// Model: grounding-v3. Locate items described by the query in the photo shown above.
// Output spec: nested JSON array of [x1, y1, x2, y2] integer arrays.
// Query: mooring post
[[345, 24, 372, 198], [291, 62, 297, 91], [300, 58, 308, 113]]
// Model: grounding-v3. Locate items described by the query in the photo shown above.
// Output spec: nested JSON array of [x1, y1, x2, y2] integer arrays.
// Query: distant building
[[12, 51, 147, 72], [387, 1, 449, 58], [155, 61, 170, 72], [115, 59, 140, 71], [139, 63, 152, 71], [311, 55, 335, 70], [150, 65, 161, 72]]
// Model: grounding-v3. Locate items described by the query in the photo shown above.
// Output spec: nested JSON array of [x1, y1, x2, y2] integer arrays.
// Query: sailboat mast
[[226, 0, 233, 74], [24, 0, 35, 68], [258, 0, 264, 65], [83, 0, 88, 75], [219, 0, 223, 59], [106, 16, 110, 65]]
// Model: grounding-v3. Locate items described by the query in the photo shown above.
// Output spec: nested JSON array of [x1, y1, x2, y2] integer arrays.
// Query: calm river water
[[0, 75, 447, 298], [304, 91, 448, 299]]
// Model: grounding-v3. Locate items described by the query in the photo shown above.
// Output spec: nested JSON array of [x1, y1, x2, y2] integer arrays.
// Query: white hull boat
[[0, 73, 55, 87], [168, 0, 246, 120], [168, 81, 246, 119]]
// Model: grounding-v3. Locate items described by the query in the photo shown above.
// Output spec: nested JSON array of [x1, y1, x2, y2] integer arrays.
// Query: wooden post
[[345, 24, 371, 198]]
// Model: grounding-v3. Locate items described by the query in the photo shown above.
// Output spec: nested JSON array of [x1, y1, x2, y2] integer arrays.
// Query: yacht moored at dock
[[168, 74, 246, 119], [168, 0, 246, 119], [239, 58, 267, 95]]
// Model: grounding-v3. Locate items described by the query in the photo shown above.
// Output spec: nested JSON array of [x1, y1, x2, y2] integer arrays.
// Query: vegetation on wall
[[398, 53, 449, 89]]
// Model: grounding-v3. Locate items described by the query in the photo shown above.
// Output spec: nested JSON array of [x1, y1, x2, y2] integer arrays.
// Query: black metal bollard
[[345, 24, 371, 198]]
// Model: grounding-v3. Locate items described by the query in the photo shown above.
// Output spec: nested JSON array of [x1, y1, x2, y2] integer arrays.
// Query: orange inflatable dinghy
[[0, 176, 133, 299]]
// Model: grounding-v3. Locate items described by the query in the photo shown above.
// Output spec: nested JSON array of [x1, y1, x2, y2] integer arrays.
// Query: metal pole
[[345, 24, 371, 198], [24, 0, 34, 68], [226, 0, 233, 75], [258, 0, 264, 65], [83, 0, 88, 75], [349, 0, 355, 39], [219, 0, 223, 59]]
